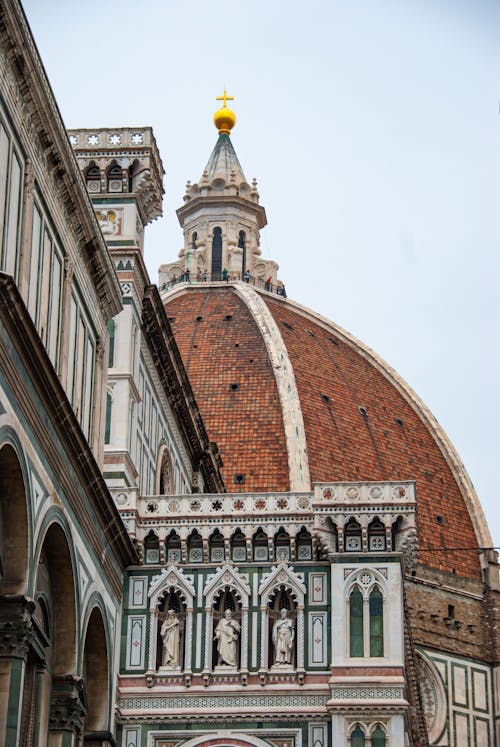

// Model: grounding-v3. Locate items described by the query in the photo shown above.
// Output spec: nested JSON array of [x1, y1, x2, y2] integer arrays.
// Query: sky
[[23, 0, 500, 545]]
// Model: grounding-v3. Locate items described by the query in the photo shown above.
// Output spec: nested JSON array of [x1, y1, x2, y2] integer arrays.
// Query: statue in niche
[[272, 608, 294, 665], [214, 609, 240, 667], [160, 609, 180, 668]]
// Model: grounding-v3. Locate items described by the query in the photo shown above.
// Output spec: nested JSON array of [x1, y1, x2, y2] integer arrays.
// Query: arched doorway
[[82, 606, 110, 740], [0, 442, 29, 594], [0, 441, 30, 745], [21, 521, 80, 743]]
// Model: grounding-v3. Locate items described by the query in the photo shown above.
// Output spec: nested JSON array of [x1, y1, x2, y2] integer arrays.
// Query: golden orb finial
[[214, 88, 236, 135]]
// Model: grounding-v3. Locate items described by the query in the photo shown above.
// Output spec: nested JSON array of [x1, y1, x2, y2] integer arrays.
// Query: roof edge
[[262, 291, 493, 557]]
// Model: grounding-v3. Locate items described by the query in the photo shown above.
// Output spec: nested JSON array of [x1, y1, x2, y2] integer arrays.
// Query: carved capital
[[0, 595, 36, 660], [49, 675, 86, 734], [95, 337, 105, 364]]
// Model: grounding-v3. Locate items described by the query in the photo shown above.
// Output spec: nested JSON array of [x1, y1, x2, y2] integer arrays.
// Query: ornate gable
[[203, 563, 250, 606], [259, 560, 306, 605], [148, 566, 195, 608]]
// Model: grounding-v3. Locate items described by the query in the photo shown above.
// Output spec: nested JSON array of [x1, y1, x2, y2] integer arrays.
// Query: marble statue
[[272, 608, 294, 665], [214, 609, 240, 667], [160, 609, 180, 668]]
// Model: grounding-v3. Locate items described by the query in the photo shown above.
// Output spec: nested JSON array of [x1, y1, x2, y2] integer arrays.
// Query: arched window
[[211, 227, 222, 279], [345, 519, 362, 552], [391, 515, 404, 551], [253, 528, 268, 561], [274, 528, 290, 561], [128, 159, 141, 192], [296, 527, 312, 560], [144, 531, 160, 564], [349, 586, 364, 657], [107, 163, 123, 193], [165, 531, 181, 563], [105, 392, 112, 445], [187, 530, 203, 563], [231, 529, 246, 562], [85, 163, 101, 193], [209, 530, 225, 562], [158, 449, 173, 495], [368, 519, 386, 551], [371, 725, 386, 747], [351, 725, 365, 747], [369, 586, 384, 657], [238, 230, 246, 277]]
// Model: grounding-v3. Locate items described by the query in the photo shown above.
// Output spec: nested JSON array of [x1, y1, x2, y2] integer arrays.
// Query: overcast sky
[[23, 0, 500, 546]]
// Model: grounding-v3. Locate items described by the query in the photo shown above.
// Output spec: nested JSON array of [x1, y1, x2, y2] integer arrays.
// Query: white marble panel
[[128, 576, 147, 608], [126, 615, 146, 669], [310, 573, 326, 605]]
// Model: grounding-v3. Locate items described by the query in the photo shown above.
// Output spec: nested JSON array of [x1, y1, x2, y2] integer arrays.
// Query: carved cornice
[[177, 194, 267, 230], [0, 0, 122, 318]]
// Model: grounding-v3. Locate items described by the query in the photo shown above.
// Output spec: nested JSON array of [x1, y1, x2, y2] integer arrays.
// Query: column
[[203, 607, 212, 672], [259, 606, 268, 673], [297, 605, 305, 670], [0, 596, 35, 746], [184, 608, 193, 673], [48, 675, 85, 746], [240, 607, 249, 672], [147, 607, 158, 672]]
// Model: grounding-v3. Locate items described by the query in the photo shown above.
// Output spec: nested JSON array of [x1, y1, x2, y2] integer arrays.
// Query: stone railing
[[67, 127, 156, 151], [313, 481, 416, 507], [132, 491, 313, 520]]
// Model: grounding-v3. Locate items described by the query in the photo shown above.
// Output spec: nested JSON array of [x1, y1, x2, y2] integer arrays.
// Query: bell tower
[[159, 92, 279, 285]]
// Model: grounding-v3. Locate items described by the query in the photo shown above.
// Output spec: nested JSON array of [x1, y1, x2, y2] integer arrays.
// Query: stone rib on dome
[[164, 282, 485, 579], [202, 133, 248, 185]]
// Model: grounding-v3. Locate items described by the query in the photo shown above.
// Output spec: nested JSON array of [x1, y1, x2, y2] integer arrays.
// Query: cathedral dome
[[163, 282, 490, 580]]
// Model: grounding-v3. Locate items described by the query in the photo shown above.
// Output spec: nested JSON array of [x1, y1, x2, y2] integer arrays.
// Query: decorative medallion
[[394, 486, 407, 499], [167, 499, 180, 513], [109, 133, 122, 145], [131, 132, 145, 144], [297, 495, 310, 509], [322, 488, 334, 499], [254, 497, 266, 510], [369, 486, 383, 500], [233, 498, 244, 511], [359, 572, 372, 586], [345, 487, 359, 500], [189, 499, 201, 512], [87, 133, 99, 145], [276, 497, 289, 509]]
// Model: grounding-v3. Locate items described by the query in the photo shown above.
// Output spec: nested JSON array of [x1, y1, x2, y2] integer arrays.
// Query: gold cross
[[216, 89, 234, 108]]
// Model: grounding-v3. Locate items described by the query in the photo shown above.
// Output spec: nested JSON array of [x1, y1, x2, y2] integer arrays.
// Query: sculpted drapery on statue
[[272, 608, 294, 665], [161, 609, 180, 668], [215, 609, 240, 667]]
